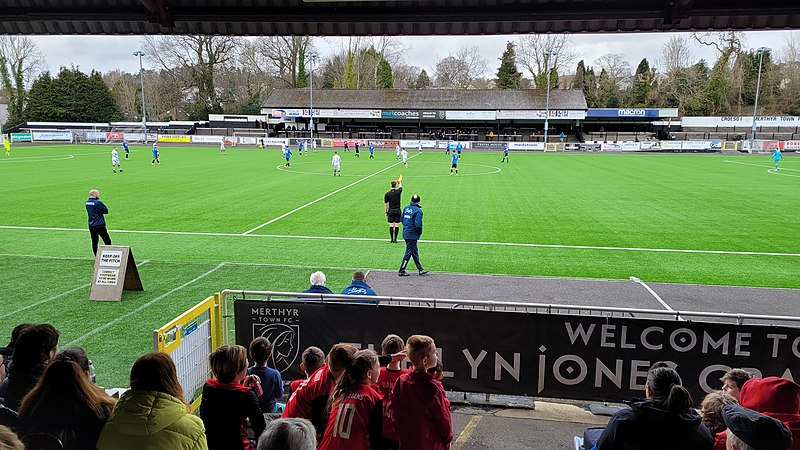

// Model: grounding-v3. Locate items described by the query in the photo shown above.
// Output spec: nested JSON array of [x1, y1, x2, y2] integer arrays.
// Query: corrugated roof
[[263, 89, 587, 111], [1, 0, 798, 35]]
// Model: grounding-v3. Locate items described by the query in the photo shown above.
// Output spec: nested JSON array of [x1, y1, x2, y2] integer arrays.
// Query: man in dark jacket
[[86, 189, 111, 255], [341, 271, 377, 300], [399, 195, 428, 276], [302, 271, 333, 294]]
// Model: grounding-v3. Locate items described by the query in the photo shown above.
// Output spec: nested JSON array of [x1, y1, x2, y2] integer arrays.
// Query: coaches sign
[[234, 300, 800, 402], [382, 110, 420, 120]]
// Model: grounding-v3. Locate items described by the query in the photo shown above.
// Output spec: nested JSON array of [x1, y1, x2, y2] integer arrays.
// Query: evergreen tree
[[573, 60, 586, 90], [376, 58, 393, 89], [702, 49, 734, 115], [297, 52, 308, 88], [629, 58, 656, 107], [496, 41, 522, 89], [343, 51, 357, 89], [415, 69, 431, 89], [26, 67, 122, 122]]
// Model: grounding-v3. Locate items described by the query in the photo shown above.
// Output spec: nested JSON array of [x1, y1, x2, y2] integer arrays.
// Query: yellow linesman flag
[[396, 174, 403, 184]]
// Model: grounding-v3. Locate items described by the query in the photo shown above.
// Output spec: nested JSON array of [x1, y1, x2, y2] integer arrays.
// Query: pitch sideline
[[1, 224, 799, 258]]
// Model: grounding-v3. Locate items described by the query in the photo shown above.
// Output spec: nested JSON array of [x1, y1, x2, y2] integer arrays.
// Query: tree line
[[1, 33, 799, 127]]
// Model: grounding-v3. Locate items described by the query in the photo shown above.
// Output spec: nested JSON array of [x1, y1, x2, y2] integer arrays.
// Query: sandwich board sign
[[89, 246, 143, 301]]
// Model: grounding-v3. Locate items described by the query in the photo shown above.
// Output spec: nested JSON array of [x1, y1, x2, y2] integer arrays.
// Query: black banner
[[472, 141, 507, 149], [420, 110, 446, 120], [234, 300, 800, 402]]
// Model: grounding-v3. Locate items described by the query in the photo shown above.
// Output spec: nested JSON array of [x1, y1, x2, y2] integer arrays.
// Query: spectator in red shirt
[[290, 346, 325, 394], [391, 335, 452, 450], [283, 344, 357, 437], [377, 334, 408, 450], [319, 350, 383, 450]]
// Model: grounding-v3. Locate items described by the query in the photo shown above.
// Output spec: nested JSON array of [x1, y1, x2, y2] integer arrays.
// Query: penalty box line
[[1, 225, 800, 258], [241, 152, 422, 235]]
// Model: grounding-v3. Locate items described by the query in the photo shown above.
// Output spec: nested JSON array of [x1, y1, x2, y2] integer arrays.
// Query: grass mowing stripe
[[0, 284, 89, 320], [0, 259, 150, 320], [2, 225, 800, 257], [66, 262, 224, 346], [242, 152, 422, 234], [723, 160, 800, 172]]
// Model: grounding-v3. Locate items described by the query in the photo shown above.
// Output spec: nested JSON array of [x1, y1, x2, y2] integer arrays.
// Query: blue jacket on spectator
[[341, 279, 377, 296], [402, 201, 423, 240], [86, 198, 108, 228], [303, 284, 333, 294]]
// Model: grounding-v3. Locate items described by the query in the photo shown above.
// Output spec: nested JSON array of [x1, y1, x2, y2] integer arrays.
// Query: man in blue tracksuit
[[399, 194, 428, 276], [86, 189, 111, 255], [341, 271, 378, 304]]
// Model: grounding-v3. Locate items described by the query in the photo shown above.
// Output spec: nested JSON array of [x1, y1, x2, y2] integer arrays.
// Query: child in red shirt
[[283, 343, 357, 438], [290, 346, 326, 394], [377, 334, 408, 450], [319, 349, 384, 450], [391, 335, 453, 450]]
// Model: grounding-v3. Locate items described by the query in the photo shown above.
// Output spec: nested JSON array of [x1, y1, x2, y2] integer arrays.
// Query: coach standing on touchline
[[399, 194, 428, 276], [86, 189, 111, 255]]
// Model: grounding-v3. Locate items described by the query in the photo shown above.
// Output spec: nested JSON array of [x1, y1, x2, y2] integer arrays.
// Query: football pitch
[[1, 144, 798, 387]]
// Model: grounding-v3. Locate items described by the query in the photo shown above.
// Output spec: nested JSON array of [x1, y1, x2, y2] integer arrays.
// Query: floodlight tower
[[306, 52, 319, 147], [543, 50, 558, 146], [133, 51, 148, 143], [750, 47, 771, 151]]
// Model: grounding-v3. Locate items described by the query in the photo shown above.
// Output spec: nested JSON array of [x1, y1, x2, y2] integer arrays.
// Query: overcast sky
[[32, 31, 798, 78]]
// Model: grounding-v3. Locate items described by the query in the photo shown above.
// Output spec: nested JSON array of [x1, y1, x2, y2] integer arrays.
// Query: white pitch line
[[66, 262, 224, 347], [723, 160, 800, 172], [0, 259, 150, 320], [242, 153, 422, 235], [2, 225, 800, 257], [630, 276, 682, 320], [768, 169, 800, 178]]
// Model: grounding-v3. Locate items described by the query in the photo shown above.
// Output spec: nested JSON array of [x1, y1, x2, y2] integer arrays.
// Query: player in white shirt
[[111, 147, 123, 173], [332, 151, 342, 176], [219, 140, 226, 155], [401, 149, 409, 168], [395, 144, 401, 160]]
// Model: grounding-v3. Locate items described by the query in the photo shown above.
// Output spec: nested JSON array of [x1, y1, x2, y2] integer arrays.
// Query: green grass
[[1, 144, 798, 386]]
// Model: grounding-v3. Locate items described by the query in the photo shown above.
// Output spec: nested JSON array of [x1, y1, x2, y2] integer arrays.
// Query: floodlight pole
[[134, 51, 148, 143], [543, 50, 558, 146], [307, 53, 318, 148], [750, 47, 770, 151]]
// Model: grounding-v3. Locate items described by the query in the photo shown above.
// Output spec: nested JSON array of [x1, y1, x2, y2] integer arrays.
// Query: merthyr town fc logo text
[[251, 306, 301, 374]]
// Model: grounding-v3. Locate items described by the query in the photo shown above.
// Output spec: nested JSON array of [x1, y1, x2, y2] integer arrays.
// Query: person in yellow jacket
[[97, 352, 207, 450]]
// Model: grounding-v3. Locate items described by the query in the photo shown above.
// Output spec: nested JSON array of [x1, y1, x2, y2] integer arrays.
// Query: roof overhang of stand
[[1, 0, 799, 35]]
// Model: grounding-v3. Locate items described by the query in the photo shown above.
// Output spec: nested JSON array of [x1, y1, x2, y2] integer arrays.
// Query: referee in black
[[384, 180, 402, 243]]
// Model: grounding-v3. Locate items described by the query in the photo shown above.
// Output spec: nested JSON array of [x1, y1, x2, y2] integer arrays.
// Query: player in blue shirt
[[502, 144, 509, 163], [772, 148, 783, 170], [369, 144, 374, 159], [122, 140, 130, 159], [297, 140, 303, 157], [446, 141, 452, 155], [151, 143, 160, 165], [456, 142, 463, 157], [450, 151, 459, 176], [285, 147, 292, 167]]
